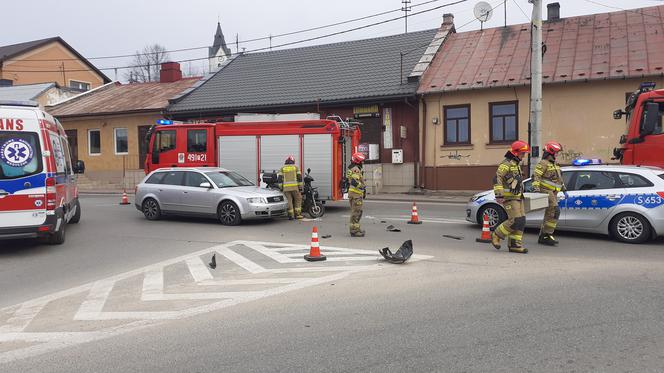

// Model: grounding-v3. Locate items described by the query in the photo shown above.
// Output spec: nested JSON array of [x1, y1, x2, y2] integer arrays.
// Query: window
[[184, 172, 210, 187], [114, 128, 128, 155], [640, 102, 664, 135], [444, 105, 470, 145], [187, 129, 207, 153], [88, 129, 101, 155], [572, 171, 617, 191], [60, 137, 73, 174], [0, 132, 43, 180], [524, 171, 573, 193], [617, 173, 653, 188], [145, 172, 166, 184], [69, 80, 90, 91], [153, 130, 176, 153], [160, 171, 185, 186], [205, 171, 254, 188], [490, 101, 518, 143]]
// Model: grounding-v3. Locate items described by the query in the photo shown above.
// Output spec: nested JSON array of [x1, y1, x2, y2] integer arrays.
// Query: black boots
[[538, 232, 558, 246]]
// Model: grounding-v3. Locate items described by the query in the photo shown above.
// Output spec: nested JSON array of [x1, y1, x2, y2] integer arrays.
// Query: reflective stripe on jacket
[[278, 165, 302, 192], [346, 164, 365, 197], [532, 158, 563, 192], [494, 158, 523, 200]]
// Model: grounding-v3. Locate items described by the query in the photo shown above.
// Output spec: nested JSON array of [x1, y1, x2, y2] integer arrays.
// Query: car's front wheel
[[218, 201, 241, 226], [478, 204, 507, 230], [610, 212, 651, 244], [142, 198, 162, 221]]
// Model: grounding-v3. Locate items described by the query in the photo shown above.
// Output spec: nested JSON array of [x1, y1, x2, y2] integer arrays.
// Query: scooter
[[302, 168, 325, 218]]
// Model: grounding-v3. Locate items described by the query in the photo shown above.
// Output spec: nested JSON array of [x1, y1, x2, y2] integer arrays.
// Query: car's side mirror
[[199, 182, 212, 189], [613, 109, 625, 120], [73, 160, 85, 174], [307, 168, 311, 174]]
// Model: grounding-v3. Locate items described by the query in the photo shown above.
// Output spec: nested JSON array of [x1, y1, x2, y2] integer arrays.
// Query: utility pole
[[401, 0, 412, 33], [528, 0, 543, 172]]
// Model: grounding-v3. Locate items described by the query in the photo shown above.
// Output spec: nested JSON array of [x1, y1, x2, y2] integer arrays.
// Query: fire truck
[[613, 82, 664, 168], [145, 119, 361, 201]]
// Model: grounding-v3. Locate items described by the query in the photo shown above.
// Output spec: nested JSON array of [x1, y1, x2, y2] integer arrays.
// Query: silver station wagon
[[466, 163, 664, 244], [135, 167, 288, 225]]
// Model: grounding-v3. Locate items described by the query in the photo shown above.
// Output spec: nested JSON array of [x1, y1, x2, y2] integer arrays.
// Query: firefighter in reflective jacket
[[347, 152, 366, 237], [532, 141, 565, 246], [491, 140, 531, 254], [278, 155, 303, 220]]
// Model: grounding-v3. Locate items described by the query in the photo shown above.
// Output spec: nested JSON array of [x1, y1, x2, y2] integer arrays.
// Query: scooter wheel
[[308, 203, 325, 218]]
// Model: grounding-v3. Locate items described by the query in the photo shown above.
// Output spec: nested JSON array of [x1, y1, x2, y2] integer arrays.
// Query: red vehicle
[[613, 82, 664, 168], [145, 119, 361, 201]]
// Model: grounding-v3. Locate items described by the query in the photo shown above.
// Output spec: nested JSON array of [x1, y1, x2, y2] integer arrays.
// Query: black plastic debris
[[380, 220, 387, 224], [208, 253, 217, 269], [321, 234, 332, 239], [379, 240, 413, 264], [442, 234, 464, 240], [386, 225, 401, 232]]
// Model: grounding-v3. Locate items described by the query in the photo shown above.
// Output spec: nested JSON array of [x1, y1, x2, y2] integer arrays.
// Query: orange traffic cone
[[407, 202, 422, 224], [475, 212, 492, 243], [304, 226, 326, 262], [119, 191, 130, 206]]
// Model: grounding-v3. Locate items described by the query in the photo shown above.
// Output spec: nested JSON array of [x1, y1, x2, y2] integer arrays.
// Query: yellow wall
[[59, 113, 158, 171], [1, 41, 106, 88], [420, 77, 664, 168]]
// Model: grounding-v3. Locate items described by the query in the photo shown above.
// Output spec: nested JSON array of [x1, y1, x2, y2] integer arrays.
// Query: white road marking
[[185, 256, 214, 283], [0, 240, 433, 364], [342, 215, 467, 224], [363, 200, 465, 206]]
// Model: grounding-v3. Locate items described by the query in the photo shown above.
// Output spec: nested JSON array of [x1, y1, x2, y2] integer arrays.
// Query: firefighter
[[491, 140, 531, 254], [278, 155, 304, 220], [347, 152, 366, 237], [532, 141, 565, 246]]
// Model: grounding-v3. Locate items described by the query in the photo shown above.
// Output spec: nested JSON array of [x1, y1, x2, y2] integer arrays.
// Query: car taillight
[[46, 177, 56, 210], [658, 192, 664, 199]]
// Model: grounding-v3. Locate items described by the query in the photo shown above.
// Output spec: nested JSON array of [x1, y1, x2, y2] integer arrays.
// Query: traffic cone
[[475, 212, 492, 243], [407, 202, 422, 224], [119, 190, 130, 205], [304, 226, 326, 262]]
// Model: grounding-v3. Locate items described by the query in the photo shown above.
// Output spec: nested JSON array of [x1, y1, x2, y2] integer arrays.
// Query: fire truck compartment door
[[303, 134, 333, 200], [218, 136, 257, 184], [260, 135, 300, 176]]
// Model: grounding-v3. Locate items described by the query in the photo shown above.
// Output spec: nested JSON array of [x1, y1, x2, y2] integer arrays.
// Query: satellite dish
[[474, 1, 493, 23]]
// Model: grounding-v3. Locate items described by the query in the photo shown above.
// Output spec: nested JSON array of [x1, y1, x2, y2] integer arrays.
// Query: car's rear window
[[145, 172, 166, 184], [659, 173, 664, 181], [0, 131, 43, 180]]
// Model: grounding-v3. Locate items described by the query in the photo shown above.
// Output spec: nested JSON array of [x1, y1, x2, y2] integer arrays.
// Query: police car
[[0, 101, 84, 244], [466, 160, 664, 244]]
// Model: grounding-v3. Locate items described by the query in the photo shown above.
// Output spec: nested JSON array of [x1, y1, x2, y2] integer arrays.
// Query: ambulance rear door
[[0, 105, 48, 228]]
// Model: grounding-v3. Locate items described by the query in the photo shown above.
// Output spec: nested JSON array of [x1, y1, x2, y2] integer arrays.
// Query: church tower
[[208, 22, 232, 73]]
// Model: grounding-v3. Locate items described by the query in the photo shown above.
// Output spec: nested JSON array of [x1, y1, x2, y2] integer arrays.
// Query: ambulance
[[0, 101, 84, 244]]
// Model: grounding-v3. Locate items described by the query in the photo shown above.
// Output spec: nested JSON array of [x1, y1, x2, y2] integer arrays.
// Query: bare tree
[[124, 44, 170, 83]]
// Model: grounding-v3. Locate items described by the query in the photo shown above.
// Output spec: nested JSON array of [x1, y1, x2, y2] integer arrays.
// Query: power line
[[582, 0, 664, 19], [512, 0, 531, 21], [2, 0, 468, 74], [3, 0, 450, 63]]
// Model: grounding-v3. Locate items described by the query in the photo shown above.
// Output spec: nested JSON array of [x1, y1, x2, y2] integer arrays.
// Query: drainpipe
[[420, 95, 427, 189]]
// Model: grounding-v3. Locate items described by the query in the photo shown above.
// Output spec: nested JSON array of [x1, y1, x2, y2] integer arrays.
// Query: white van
[[0, 101, 84, 244]]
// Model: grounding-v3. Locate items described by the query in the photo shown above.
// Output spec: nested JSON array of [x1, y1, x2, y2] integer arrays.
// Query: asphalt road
[[1, 195, 664, 372]]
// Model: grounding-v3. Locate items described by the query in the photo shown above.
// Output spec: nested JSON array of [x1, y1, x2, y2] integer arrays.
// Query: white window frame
[[88, 129, 101, 156], [69, 79, 91, 91], [114, 127, 129, 155]]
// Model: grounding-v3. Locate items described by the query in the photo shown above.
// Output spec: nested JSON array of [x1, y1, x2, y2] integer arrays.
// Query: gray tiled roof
[[0, 83, 55, 102], [168, 29, 438, 113]]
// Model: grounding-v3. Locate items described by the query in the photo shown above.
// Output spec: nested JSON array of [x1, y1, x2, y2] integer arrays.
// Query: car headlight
[[470, 193, 488, 202], [247, 197, 267, 204]]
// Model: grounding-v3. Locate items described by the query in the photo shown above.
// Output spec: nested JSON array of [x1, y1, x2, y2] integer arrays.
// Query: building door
[[138, 125, 151, 169], [64, 129, 78, 162], [360, 117, 382, 162]]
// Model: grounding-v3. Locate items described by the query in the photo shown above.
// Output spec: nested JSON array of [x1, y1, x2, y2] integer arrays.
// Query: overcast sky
[[2, 0, 662, 80]]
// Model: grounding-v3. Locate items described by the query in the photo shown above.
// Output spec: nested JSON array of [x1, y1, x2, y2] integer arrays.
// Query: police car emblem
[[575, 199, 583, 206], [35, 200, 43, 207], [1, 138, 34, 168], [591, 199, 598, 206]]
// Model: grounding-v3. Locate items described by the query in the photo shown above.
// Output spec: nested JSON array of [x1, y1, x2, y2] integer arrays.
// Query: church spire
[[208, 22, 231, 72]]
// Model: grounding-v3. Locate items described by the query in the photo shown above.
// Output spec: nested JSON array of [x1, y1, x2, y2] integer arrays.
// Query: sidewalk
[[366, 190, 480, 204]]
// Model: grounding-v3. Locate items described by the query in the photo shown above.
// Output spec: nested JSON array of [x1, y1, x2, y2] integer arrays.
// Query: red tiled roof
[[48, 78, 200, 117], [418, 5, 664, 93]]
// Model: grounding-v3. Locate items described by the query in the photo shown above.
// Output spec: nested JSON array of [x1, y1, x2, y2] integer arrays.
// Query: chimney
[[547, 2, 560, 21], [159, 62, 182, 83], [442, 13, 454, 25]]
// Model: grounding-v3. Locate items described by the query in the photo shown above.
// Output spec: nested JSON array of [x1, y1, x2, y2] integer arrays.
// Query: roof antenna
[[401, 0, 412, 33]]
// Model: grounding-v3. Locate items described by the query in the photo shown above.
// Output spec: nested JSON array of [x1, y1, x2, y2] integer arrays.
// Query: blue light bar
[[156, 119, 173, 125], [640, 82, 656, 90], [573, 158, 602, 166]]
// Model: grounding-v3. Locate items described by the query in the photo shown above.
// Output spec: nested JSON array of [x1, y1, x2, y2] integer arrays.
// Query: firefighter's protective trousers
[[494, 200, 526, 245], [278, 165, 303, 218], [532, 158, 563, 235], [347, 165, 365, 234]]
